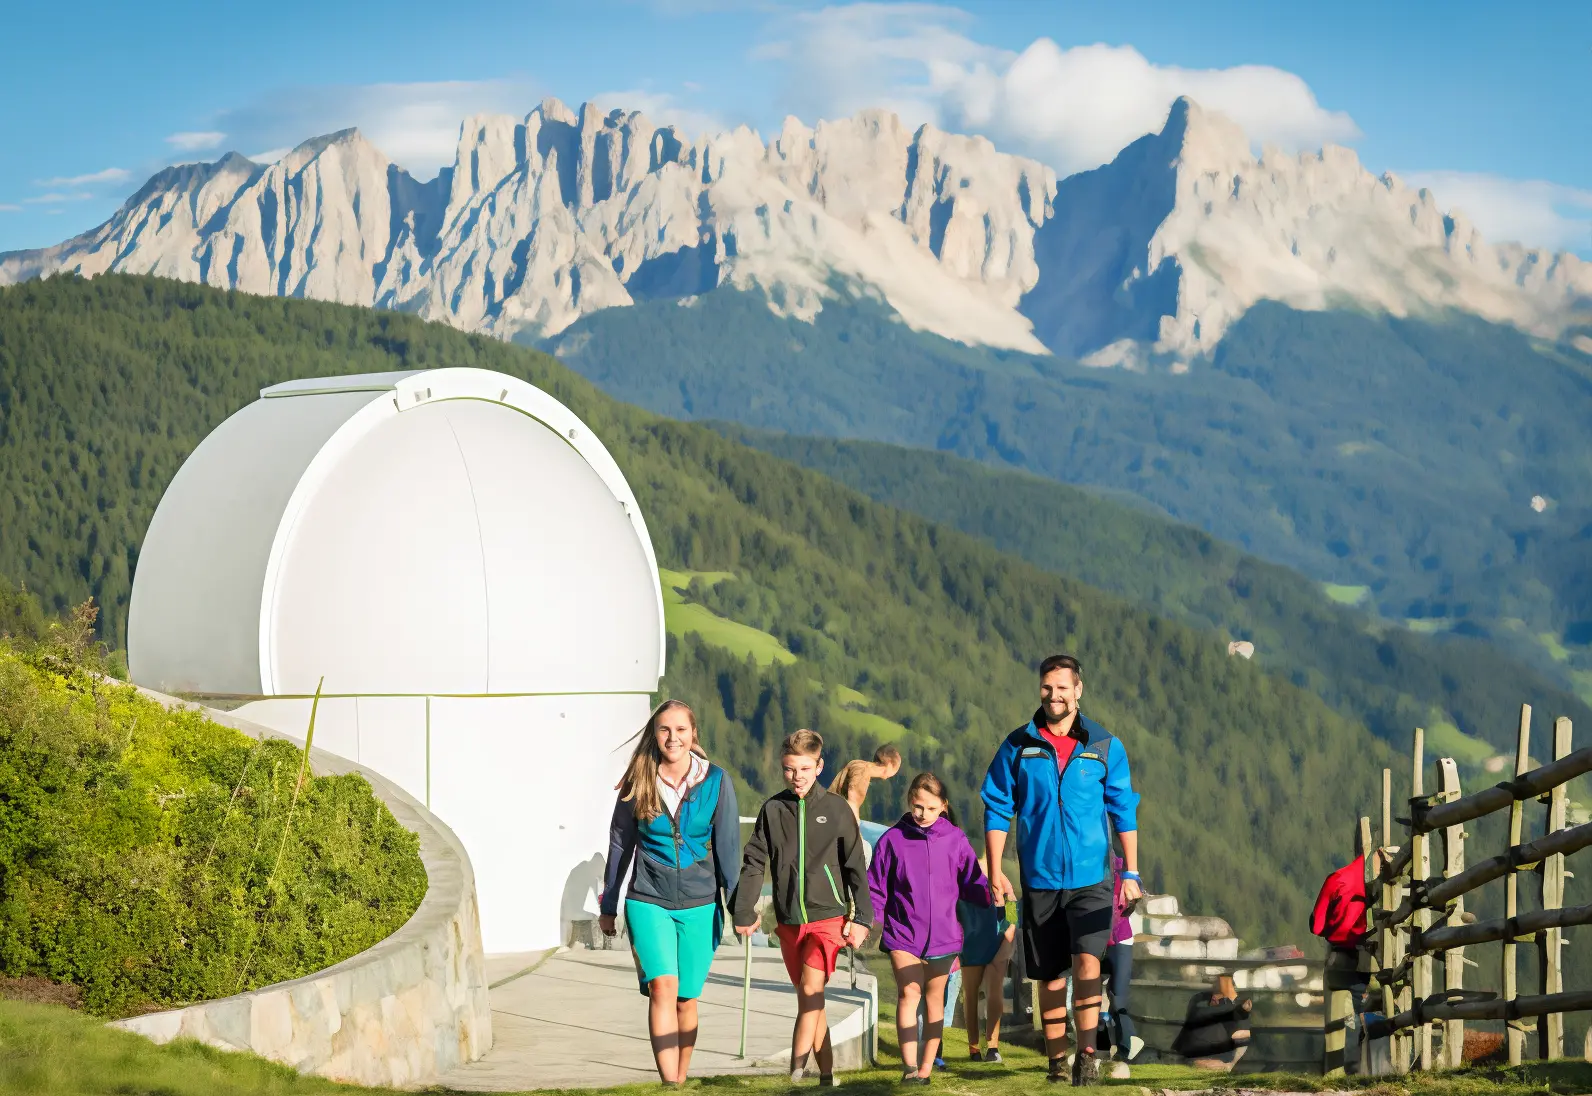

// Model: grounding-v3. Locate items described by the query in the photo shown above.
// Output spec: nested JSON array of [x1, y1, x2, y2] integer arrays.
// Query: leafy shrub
[[0, 633, 426, 1016]]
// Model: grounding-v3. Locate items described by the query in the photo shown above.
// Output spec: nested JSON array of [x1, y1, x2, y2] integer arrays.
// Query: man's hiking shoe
[[983, 1048, 1003, 1064], [1047, 1057, 1069, 1083], [1072, 1049, 1102, 1087]]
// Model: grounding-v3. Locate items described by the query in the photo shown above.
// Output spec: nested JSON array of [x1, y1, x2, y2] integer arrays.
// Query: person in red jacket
[[1311, 855, 1371, 947]]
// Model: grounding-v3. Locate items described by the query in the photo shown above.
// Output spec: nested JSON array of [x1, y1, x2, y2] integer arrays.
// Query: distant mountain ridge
[[3, 96, 1588, 363]]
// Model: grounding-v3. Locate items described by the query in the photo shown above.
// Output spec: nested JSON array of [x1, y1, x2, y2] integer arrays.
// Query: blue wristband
[[1121, 871, 1140, 882]]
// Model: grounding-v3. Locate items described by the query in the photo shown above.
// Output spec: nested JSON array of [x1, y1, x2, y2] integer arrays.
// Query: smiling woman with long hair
[[599, 700, 740, 1086]]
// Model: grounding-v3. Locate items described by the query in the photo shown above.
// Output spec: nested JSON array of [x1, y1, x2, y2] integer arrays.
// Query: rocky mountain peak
[[1, 97, 1586, 364]]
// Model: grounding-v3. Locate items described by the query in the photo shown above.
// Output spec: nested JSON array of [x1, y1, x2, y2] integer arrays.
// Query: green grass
[[4, 994, 1590, 1095], [825, 704, 912, 744], [659, 570, 796, 666], [0, 998, 380, 1095], [1323, 584, 1372, 606], [1537, 632, 1573, 664], [659, 568, 739, 591], [1423, 714, 1498, 769], [827, 683, 872, 709]]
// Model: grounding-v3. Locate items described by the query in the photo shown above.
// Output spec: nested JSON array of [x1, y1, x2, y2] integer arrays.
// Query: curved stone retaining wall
[[111, 689, 492, 1087]]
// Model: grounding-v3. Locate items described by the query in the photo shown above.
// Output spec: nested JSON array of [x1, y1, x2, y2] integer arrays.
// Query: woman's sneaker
[[967, 1048, 982, 1062], [1072, 1048, 1102, 1087], [983, 1048, 1003, 1064], [900, 1070, 930, 1086], [1047, 1057, 1069, 1084]]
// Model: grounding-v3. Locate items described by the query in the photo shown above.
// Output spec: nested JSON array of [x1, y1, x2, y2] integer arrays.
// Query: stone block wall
[[111, 693, 492, 1087]]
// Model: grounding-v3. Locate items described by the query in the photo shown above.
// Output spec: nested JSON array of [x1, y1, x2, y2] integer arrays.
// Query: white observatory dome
[[129, 367, 666, 951]]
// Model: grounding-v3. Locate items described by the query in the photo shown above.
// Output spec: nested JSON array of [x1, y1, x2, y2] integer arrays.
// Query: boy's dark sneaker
[[1046, 1057, 1069, 1083], [932, 1057, 945, 1070], [984, 1048, 1003, 1064], [1072, 1049, 1102, 1087]]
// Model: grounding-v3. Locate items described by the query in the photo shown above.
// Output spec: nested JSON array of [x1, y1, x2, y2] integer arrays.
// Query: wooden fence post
[[1505, 704, 1531, 1066], [1381, 766, 1408, 1072], [1439, 757, 1466, 1069], [1412, 727, 1433, 1070], [1540, 716, 1571, 1060], [1359, 815, 1376, 1076]]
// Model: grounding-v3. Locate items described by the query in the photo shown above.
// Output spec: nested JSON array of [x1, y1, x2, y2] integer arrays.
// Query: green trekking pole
[[739, 933, 753, 1059]]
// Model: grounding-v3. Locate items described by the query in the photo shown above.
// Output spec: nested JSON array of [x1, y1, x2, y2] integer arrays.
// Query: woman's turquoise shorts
[[625, 899, 718, 1000]]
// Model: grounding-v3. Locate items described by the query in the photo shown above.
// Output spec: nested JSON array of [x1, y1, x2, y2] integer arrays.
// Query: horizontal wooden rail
[[1376, 904, 1592, 991], [1417, 748, 1592, 835], [1376, 820, 1592, 928], [1418, 902, 1592, 953], [1377, 748, 1592, 884], [1364, 989, 1592, 1041]]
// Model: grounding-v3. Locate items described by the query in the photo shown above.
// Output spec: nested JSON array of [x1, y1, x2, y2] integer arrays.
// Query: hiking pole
[[738, 933, 752, 1059]]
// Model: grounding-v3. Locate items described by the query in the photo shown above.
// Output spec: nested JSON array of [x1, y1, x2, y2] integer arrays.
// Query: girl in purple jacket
[[868, 772, 992, 1085]]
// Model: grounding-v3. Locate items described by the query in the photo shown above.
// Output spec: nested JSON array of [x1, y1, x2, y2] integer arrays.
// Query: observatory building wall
[[129, 367, 666, 953]]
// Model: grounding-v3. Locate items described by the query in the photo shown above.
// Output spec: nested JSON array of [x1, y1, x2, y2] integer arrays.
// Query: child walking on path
[[957, 856, 1015, 1063], [867, 772, 992, 1085], [599, 700, 741, 1086], [732, 730, 872, 1085]]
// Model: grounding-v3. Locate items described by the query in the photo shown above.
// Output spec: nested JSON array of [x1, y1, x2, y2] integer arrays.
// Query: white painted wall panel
[[443, 399, 662, 694], [354, 697, 429, 806], [268, 403, 489, 696], [129, 392, 377, 694], [428, 693, 644, 952]]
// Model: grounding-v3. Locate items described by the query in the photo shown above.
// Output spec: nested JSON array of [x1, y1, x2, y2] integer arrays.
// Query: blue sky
[[1, 0, 1587, 255]]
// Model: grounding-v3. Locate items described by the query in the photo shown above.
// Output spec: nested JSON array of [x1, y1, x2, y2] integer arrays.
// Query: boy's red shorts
[[775, 917, 846, 983]]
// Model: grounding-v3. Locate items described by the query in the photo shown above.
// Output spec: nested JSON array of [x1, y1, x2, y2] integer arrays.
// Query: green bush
[[0, 635, 426, 1017]]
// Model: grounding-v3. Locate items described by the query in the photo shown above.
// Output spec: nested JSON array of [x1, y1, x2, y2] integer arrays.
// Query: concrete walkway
[[440, 943, 878, 1091]]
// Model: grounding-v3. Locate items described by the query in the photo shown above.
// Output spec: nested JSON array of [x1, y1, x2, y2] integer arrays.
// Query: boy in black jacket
[[733, 729, 873, 1084]]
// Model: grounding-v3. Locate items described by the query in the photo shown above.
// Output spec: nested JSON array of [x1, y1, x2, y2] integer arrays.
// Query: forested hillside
[[718, 427, 1592, 763], [0, 273, 1401, 944], [544, 288, 1592, 692]]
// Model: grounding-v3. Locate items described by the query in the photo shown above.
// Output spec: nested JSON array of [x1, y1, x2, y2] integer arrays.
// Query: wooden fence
[[1323, 706, 1592, 1075]]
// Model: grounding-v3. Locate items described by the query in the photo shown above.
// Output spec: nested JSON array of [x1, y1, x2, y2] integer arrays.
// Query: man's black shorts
[[1021, 880, 1114, 980]]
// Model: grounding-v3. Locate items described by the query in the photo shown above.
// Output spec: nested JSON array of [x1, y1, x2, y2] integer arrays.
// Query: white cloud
[[760, 3, 1358, 176], [1403, 171, 1592, 255], [165, 131, 227, 152], [23, 192, 95, 204], [590, 89, 728, 143], [35, 167, 131, 187], [0, 204, 19, 213], [208, 78, 541, 178]]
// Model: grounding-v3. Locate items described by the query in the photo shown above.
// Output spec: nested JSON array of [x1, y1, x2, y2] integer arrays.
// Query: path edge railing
[[109, 685, 493, 1087], [1325, 706, 1587, 1076]]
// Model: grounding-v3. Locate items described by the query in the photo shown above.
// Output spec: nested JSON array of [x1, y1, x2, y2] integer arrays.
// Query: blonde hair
[[618, 700, 699, 823], [781, 728, 823, 759]]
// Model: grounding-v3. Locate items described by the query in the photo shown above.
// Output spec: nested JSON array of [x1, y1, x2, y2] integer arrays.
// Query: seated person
[[1170, 975, 1252, 1070]]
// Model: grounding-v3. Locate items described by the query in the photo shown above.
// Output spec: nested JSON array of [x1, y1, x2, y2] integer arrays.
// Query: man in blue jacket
[[982, 654, 1141, 1086]]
